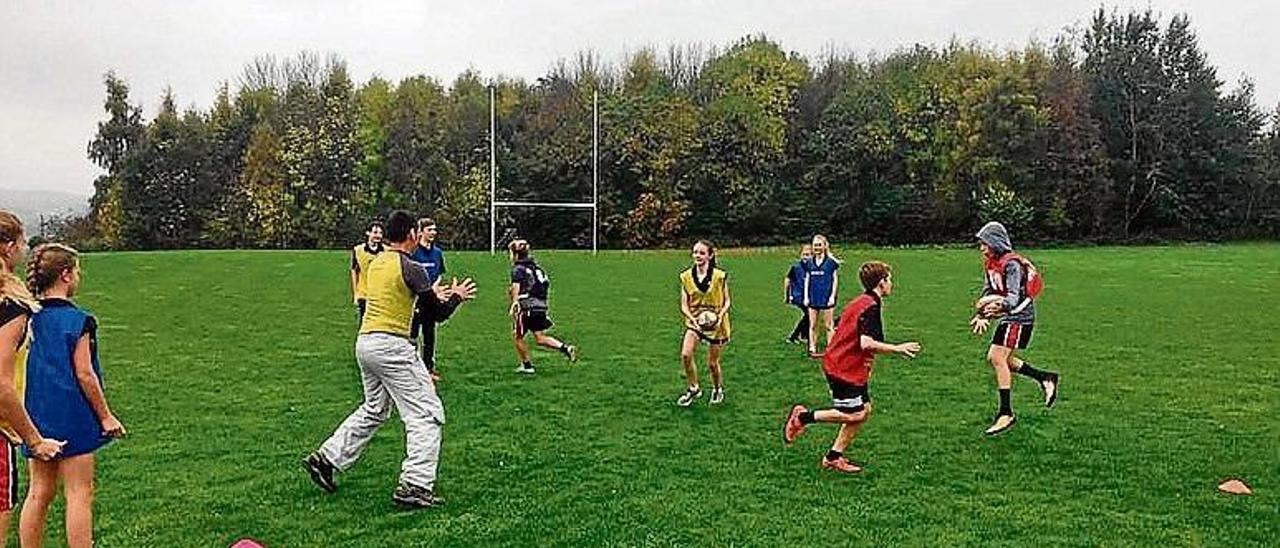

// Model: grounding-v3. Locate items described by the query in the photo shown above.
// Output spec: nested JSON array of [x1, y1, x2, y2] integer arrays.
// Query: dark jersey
[[511, 259, 550, 311]]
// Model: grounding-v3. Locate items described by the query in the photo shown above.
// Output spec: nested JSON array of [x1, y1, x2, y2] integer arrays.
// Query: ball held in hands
[[975, 295, 1006, 319], [694, 310, 719, 331]]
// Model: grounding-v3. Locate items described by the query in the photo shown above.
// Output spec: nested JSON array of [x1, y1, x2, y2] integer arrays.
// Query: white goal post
[[489, 87, 599, 255]]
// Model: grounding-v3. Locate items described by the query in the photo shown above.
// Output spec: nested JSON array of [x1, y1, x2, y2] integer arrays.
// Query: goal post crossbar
[[489, 88, 599, 255], [493, 201, 596, 209]]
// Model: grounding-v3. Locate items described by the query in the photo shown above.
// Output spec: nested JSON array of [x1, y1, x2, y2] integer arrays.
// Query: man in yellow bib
[[350, 220, 384, 323], [305, 211, 476, 509]]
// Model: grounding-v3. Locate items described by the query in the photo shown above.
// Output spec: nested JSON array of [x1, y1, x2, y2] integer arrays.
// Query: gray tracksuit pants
[[319, 333, 446, 490]]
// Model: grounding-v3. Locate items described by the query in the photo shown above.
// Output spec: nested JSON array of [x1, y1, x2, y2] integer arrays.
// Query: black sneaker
[[302, 452, 337, 493], [393, 482, 444, 509]]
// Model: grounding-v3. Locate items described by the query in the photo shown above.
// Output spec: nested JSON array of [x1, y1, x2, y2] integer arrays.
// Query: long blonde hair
[[0, 211, 37, 309]]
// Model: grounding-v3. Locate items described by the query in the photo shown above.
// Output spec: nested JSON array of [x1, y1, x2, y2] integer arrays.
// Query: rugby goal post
[[489, 87, 599, 255]]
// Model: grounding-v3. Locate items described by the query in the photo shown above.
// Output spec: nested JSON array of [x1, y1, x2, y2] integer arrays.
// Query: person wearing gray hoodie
[[969, 222, 1059, 436]]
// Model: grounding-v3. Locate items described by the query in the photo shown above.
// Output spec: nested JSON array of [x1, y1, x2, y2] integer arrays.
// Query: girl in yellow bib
[[676, 240, 731, 407]]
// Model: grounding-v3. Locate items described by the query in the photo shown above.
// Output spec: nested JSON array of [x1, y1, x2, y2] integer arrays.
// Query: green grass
[[35, 244, 1280, 546]]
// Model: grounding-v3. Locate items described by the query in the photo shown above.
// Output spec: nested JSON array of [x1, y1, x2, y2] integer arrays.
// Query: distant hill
[[0, 187, 90, 236]]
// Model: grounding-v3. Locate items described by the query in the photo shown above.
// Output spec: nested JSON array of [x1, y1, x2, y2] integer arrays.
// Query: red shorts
[[0, 442, 17, 512]]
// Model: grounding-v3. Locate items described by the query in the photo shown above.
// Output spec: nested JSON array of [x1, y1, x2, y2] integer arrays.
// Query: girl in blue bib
[[802, 235, 840, 356], [21, 244, 125, 548]]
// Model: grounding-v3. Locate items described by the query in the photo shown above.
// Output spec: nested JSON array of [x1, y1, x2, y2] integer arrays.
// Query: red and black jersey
[[822, 292, 884, 385]]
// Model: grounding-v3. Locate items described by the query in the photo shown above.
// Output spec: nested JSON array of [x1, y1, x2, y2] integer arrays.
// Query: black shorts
[[515, 310, 553, 337], [992, 322, 1034, 350], [825, 374, 869, 413]]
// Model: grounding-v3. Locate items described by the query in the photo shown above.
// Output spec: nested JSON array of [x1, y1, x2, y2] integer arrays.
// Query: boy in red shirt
[[781, 261, 920, 473]]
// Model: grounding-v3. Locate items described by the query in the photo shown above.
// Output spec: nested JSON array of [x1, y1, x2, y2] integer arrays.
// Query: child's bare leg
[[988, 345, 1014, 391], [533, 332, 564, 351], [680, 331, 699, 388], [822, 309, 835, 346], [0, 511, 9, 548], [61, 454, 95, 548], [533, 331, 575, 361], [513, 331, 530, 363], [19, 459, 60, 548], [807, 308, 820, 353], [707, 343, 724, 389], [60, 454, 94, 548]]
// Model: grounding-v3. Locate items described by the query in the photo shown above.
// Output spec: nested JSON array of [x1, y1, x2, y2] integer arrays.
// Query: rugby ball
[[695, 310, 719, 330], [975, 295, 1006, 318]]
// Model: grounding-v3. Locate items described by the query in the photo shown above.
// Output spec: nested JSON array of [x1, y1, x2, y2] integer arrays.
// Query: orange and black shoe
[[783, 405, 808, 444], [819, 455, 863, 474]]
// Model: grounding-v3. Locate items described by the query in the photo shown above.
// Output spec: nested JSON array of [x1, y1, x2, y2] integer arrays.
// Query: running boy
[[20, 244, 126, 548], [350, 220, 384, 322], [782, 261, 920, 473], [969, 221, 1059, 436], [509, 239, 577, 374], [675, 240, 731, 406]]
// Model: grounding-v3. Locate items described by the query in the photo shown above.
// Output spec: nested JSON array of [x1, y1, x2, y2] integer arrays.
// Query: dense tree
[[74, 8, 1279, 250]]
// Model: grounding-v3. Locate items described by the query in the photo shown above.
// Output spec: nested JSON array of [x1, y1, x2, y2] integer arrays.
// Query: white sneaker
[[709, 387, 725, 405], [514, 363, 536, 375], [676, 386, 702, 407]]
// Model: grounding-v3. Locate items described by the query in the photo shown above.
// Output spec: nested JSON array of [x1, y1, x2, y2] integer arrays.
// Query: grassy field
[[26, 243, 1279, 546]]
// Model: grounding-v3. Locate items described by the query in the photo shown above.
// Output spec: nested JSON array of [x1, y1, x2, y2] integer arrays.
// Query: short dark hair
[[384, 211, 416, 243], [417, 217, 435, 230], [859, 261, 891, 292], [368, 220, 384, 231]]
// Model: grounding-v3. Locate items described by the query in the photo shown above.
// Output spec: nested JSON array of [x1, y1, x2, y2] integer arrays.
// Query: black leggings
[[788, 304, 809, 341], [411, 311, 438, 372]]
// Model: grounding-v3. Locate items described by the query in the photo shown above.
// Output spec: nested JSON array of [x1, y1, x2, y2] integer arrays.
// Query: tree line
[[58, 8, 1280, 251]]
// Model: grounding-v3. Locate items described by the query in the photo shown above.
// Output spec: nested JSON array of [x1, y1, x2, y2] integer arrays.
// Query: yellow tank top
[[352, 244, 382, 300], [0, 329, 28, 443], [360, 251, 425, 338], [679, 266, 731, 341]]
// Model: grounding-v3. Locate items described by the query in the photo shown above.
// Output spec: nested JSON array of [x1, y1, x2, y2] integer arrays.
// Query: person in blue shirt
[[20, 243, 125, 548], [783, 244, 812, 344], [410, 217, 447, 379], [802, 235, 840, 357]]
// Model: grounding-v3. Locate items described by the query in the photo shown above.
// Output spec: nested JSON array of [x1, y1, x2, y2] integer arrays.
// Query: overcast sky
[[2, 0, 1276, 196]]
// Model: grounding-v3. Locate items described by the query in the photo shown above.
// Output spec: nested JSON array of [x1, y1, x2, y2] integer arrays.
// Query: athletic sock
[[1016, 363, 1050, 382], [998, 388, 1012, 416], [522, 361, 533, 369], [825, 450, 843, 461], [799, 411, 816, 425]]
